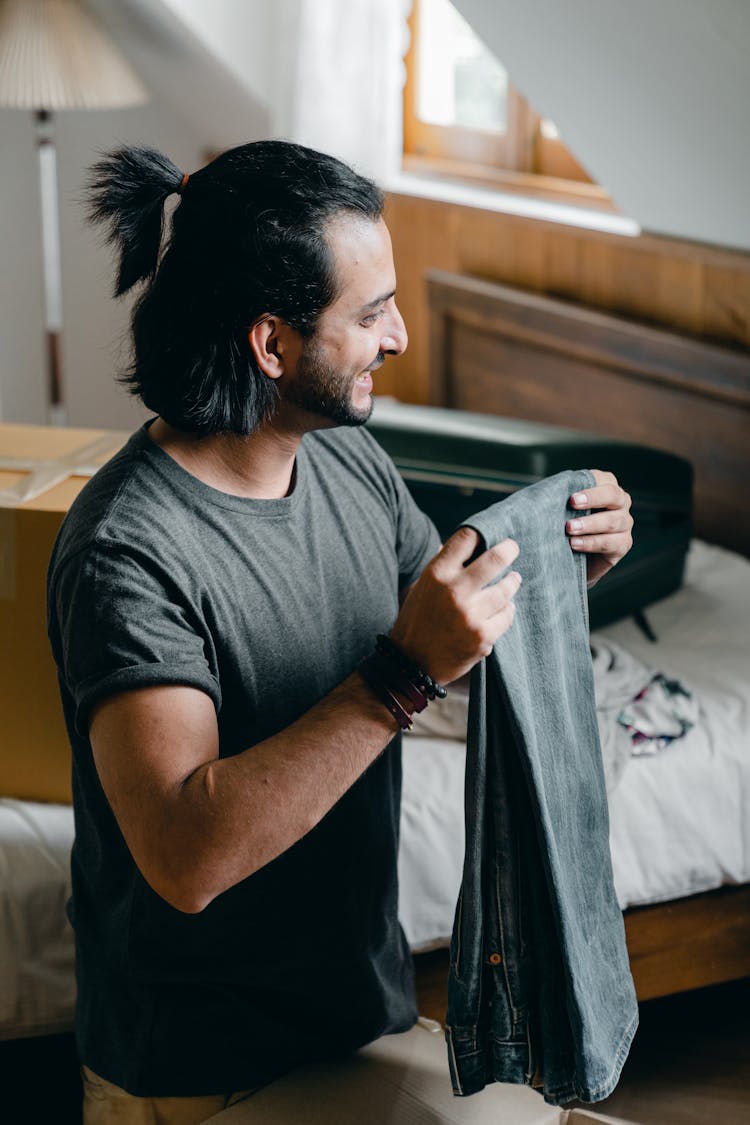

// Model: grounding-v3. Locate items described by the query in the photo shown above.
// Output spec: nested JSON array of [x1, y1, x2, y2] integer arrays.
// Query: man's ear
[[247, 316, 300, 379]]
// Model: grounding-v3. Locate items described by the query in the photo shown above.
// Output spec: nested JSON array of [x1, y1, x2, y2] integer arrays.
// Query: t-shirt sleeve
[[376, 448, 441, 591], [51, 541, 221, 737]]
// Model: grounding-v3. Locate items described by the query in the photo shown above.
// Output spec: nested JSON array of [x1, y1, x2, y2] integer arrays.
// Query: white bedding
[[399, 539, 750, 951], [2, 541, 747, 1038], [0, 798, 75, 1039]]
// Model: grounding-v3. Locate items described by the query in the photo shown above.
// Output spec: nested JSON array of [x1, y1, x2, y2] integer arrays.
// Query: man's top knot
[[85, 144, 191, 295]]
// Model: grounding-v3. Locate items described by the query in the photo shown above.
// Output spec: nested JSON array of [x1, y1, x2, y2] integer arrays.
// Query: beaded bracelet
[[358, 638, 449, 731], [375, 634, 448, 700]]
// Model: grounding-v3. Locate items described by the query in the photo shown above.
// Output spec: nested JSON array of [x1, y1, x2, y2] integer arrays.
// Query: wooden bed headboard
[[426, 270, 750, 557]]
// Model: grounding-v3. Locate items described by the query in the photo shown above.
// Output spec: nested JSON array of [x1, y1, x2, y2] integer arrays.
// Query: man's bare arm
[[89, 673, 403, 914], [89, 527, 521, 914]]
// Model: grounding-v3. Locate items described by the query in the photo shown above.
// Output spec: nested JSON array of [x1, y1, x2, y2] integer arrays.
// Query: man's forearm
[[162, 672, 402, 912]]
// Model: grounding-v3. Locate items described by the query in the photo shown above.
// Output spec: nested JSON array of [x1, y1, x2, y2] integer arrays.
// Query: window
[[404, 0, 613, 207]]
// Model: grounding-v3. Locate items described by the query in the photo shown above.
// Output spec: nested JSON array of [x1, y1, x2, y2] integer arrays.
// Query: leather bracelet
[[375, 634, 448, 700], [367, 650, 428, 713], [359, 656, 413, 730]]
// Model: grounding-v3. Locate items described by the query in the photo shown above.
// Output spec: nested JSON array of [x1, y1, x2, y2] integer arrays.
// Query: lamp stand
[[35, 108, 67, 426]]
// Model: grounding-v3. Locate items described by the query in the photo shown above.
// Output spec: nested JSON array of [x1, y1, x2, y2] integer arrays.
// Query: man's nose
[[380, 302, 408, 356]]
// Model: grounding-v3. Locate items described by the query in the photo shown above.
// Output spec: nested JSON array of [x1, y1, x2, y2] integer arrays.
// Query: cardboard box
[[205, 1023, 639, 1124], [0, 423, 128, 804]]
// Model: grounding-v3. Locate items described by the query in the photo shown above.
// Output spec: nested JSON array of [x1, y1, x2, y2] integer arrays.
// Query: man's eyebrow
[[356, 290, 396, 315]]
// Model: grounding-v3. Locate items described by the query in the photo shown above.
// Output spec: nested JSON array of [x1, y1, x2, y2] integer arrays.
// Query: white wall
[[54, 106, 203, 430], [454, 0, 750, 251], [159, 0, 277, 124]]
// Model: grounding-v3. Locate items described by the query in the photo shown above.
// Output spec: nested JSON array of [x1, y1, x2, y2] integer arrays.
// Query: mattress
[[2, 541, 747, 1038], [399, 539, 750, 951]]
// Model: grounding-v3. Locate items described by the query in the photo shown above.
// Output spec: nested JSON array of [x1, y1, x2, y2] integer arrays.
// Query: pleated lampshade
[[0, 0, 148, 110]]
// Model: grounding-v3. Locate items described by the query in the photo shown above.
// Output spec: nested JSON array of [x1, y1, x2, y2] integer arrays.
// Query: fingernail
[[568, 519, 583, 531], [573, 493, 588, 506], [511, 571, 522, 584], [570, 537, 583, 547]]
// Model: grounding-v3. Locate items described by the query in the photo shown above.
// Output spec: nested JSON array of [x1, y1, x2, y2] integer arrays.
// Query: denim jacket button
[[488, 952, 502, 965]]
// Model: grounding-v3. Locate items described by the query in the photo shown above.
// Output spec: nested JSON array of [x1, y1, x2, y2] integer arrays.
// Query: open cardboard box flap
[[206, 1023, 638, 1124]]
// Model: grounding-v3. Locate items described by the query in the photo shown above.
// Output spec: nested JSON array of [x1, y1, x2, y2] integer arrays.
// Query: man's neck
[[147, 416, 305, 500]]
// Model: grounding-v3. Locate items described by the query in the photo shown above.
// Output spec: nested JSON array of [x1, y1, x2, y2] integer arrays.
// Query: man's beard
[[283, 338, 380, 427]]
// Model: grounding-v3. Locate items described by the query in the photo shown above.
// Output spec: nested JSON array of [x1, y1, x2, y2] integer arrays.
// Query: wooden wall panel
[[382, 192, 750, 407]]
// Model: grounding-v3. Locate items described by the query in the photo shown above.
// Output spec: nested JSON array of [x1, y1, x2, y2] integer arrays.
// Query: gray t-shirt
[[47, 419, 440, 1097]]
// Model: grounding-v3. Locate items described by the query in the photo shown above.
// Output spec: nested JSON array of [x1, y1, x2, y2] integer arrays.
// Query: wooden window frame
[[403, 0, 616, 212]]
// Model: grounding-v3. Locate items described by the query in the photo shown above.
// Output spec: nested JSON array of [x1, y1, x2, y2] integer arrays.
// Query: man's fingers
[[394, 531, 521, 678], [476, 569, 522, 617], [431, 526, 484, 575], [432, 529, 519, 583], [566, 510, 634, 537], [569, 532, 632, 554], [462, 536, 520, 588], [571, 477, 630, 512]]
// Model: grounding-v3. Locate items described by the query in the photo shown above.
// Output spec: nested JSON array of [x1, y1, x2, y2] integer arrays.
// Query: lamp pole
[[0, 0, 149, 425], [35, 108, 66, 425]]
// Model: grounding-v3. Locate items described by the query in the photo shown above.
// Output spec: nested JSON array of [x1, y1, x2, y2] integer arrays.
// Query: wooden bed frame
[[415, 269, 750, 1002], [426, 269, 750, 558]]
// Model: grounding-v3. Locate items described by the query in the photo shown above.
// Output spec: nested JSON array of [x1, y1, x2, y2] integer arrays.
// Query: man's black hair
[[85, 141, 385, 435]]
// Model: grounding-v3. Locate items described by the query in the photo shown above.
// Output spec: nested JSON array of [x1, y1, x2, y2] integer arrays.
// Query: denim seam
[[490, 665, 528, 1028], [493, 853, 521, 1025], [451, 890, 464, 981]]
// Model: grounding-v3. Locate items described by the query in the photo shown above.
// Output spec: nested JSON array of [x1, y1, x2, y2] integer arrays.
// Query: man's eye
[[360, 309, 384, 327]]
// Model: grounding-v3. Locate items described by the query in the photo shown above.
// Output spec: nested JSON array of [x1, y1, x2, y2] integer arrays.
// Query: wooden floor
[[414, 950, 750, 1125]]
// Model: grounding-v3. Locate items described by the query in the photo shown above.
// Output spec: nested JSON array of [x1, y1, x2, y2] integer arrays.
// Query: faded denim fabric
[[446, 470, 638, 1107]]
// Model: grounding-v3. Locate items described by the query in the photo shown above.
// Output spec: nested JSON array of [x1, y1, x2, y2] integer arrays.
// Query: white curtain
[[274, 0, 412, 182]]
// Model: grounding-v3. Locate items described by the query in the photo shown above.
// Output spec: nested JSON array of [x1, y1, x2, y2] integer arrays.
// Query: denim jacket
[[445, 470, 638, 1106]]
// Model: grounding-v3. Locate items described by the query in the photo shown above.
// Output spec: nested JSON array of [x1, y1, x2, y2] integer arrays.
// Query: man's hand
[[391, 528, 521, 684], [566, 469, 634, 588]]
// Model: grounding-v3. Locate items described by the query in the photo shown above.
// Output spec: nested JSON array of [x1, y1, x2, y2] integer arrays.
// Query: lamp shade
[[0, 0, 148, 110]]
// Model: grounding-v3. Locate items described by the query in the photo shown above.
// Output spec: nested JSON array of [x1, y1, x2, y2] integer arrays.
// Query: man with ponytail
[[47, 141, 633, 1121]]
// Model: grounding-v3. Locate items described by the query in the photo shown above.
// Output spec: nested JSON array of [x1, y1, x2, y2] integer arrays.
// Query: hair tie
[[177, 172, 189, 195]]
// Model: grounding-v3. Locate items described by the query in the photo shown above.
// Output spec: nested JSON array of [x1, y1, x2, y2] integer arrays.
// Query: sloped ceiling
[[453, 0, 750, 251], [85, 0, 272, 147]]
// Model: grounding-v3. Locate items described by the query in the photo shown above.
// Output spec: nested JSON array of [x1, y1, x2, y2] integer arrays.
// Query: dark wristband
[[375, 634, 447, 701], [359, 656, 413, 731], [367, 650, 428, 713]]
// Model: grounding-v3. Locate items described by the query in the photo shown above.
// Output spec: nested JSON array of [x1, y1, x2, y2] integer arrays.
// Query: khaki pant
[[82, 1065, 256, 1125]]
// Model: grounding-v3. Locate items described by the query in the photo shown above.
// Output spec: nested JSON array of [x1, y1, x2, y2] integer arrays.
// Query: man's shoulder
[[305, 422, 395, 480], [49, 424, 179, 578]]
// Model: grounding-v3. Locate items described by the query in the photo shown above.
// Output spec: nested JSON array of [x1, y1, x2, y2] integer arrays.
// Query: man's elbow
[[143, 850, 265, 914], [141, 857, 219, 915]]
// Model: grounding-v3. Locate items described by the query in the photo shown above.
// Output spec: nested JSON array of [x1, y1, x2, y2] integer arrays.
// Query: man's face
[[280, 215, 408, 428]]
